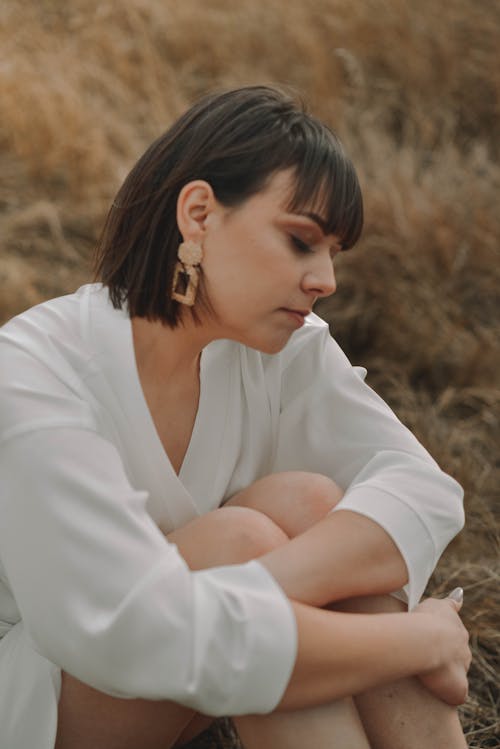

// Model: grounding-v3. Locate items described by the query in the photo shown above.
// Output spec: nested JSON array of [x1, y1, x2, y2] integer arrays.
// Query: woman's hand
[[413, 593, 471, 705]]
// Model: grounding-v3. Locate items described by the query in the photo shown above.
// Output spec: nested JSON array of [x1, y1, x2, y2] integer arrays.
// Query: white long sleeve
[[0, 286, 298, 716], [0, 427, 296, 715], [272, 316, 465, 608]]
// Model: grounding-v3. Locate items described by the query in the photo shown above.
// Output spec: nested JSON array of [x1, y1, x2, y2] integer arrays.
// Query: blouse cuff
[[191, 559, 297, 715], [332, 487, 436, 610]]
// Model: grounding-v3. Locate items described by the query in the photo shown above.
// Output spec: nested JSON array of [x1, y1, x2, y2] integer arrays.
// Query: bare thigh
[[55, 674, 198, 749]]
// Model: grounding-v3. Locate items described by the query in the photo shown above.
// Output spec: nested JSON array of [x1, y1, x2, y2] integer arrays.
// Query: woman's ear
[[176, 180, 217, 243]]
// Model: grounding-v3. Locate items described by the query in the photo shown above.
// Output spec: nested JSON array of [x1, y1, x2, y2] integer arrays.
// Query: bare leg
[[334, 595, 468, 749], [55, 673, 198, 749], [234, 699, 370, 749], [356, 678, 467, 749]]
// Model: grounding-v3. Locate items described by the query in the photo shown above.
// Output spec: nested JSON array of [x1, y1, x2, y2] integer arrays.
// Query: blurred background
[[1, 1, 498, 745]]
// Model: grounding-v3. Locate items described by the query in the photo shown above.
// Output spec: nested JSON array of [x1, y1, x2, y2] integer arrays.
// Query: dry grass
[[1, 0, 498, 745]]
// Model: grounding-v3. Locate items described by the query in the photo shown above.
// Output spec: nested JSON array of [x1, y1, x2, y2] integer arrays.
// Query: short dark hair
[[94, 85, 363, 326]]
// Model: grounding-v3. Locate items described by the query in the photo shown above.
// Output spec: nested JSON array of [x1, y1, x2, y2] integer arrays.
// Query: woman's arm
[[228, 471, 407, 606], [166, 499, 470, 710], [259, 509, 407, 607], [272, 321, 464, 609], [225, 472, 469, 707], [280, 595, 470, 710]]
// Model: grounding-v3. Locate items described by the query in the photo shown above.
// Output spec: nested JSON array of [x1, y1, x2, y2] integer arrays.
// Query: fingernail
[[448, 587, 464, 603]]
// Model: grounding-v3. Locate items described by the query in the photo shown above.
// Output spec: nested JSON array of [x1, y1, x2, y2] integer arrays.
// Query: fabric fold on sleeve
[[0, 428, 297, 716], [274, 319, 465, 608], [188, 560, 297, 715], [331, 449, 465, 609]]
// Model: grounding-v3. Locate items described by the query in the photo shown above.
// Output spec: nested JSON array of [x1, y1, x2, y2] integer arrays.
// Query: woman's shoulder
[[0, 285, 113, 441], [1, 283, 99, 342], [0, 283, 119, 357]]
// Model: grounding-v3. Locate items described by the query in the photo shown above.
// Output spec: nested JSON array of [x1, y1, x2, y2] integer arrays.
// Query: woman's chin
[[246, 333, 294, 356], [223, 322, 296, 355]]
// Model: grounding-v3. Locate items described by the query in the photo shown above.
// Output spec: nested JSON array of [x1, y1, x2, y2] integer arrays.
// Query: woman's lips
[[280, 308, 309, 326]]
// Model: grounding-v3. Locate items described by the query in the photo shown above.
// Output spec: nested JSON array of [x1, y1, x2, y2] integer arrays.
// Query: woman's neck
[[131, 314, 213, 388]]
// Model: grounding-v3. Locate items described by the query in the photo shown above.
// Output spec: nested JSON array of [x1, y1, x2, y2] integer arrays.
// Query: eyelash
[[290, 234, 340, 260], [290, 235, 312, 254]]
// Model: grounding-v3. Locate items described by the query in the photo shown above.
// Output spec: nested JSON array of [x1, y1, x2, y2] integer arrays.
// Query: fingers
[[447, 587, 464, 611]]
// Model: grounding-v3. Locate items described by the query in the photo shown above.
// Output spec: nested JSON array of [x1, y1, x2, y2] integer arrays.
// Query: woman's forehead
[[261, 169, 329, 218], [245, 165, 361, 249]]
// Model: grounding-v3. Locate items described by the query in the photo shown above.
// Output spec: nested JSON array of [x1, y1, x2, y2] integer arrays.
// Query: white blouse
[[0, 284, 463, 730]]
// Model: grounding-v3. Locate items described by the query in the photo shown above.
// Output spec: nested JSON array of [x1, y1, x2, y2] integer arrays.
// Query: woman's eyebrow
[[285, 211, 344, 251], [283, 212, 344, 250], [295, 211, 328, 235]]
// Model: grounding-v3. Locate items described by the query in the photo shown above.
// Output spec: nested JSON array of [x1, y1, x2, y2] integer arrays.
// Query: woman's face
[[200, 169, 342, 354]]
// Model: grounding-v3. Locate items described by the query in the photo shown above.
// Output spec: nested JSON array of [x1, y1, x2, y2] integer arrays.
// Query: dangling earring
[[171, 239, 203, 306]]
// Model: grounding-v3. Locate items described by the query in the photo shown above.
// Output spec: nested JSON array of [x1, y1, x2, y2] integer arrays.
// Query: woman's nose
[[302, 257, 337, 297]]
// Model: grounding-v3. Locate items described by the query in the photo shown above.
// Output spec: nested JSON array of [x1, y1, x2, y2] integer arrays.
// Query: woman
[[0, 86, 470, 748]]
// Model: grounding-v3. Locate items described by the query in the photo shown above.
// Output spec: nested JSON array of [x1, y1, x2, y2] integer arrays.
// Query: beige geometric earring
[[171, 239, 204, 306]]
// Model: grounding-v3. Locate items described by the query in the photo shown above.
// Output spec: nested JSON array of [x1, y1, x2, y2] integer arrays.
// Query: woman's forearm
[[259, 509, 408, 606], [279, 601, 452, 710]]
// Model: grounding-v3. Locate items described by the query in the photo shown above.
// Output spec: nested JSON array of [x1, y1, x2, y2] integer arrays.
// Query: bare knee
[[168, 505, 289, 570], [223, 505, 289, 558], [272, 471, 345, 536], [227, 471, 344, 537], [296, 471, 344, 519]]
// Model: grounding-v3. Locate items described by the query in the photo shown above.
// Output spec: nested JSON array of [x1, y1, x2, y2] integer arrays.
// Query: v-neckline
[[126, 319, 207, 480], [87, 285, 234, 518], [123, 314, 234, 511]]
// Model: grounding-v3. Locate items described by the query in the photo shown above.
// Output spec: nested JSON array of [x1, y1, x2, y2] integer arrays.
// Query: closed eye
[[291, 234, 341, 263], [290, 235, 312, 254]]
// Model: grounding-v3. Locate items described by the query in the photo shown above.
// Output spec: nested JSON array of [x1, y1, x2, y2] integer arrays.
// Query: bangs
[[285, 123, 363, 250]]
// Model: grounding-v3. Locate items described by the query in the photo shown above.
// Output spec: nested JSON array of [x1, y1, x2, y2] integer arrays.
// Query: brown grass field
[[1, 0, 499, 745]]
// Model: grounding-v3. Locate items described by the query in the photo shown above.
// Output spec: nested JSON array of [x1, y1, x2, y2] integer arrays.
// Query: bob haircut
[[94, 85, 363, 327]]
